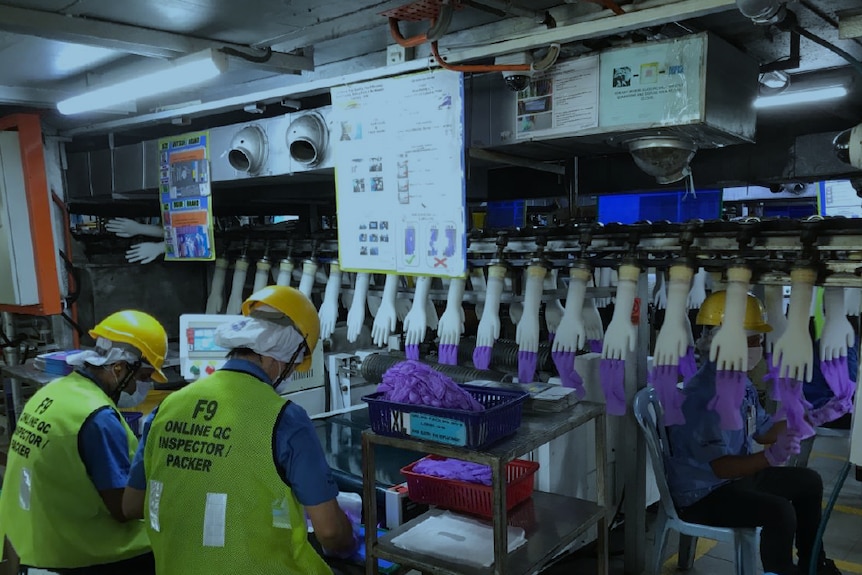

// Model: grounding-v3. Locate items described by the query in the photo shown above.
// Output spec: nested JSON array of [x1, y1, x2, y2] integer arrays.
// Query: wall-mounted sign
[[331, 69, 466, 277], [158, 131, 215, 261]]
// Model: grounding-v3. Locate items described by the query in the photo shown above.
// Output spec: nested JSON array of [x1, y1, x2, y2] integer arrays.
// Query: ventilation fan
[[286, 111, 329, 168], [228, 125, 268, 174]]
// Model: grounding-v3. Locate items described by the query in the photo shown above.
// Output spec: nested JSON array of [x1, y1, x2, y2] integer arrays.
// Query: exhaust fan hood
[[228, 125, 268, 174], [287, 111, 329, 168]]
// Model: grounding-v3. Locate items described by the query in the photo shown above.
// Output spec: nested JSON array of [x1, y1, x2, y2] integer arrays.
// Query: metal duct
[[359, 353, 509, 385], [286, 111, 329, 168], [228, 124, 268, 174]]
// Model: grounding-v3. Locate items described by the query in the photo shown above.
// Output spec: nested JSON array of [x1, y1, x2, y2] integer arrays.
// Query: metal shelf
[[374, 491, 604, 575]]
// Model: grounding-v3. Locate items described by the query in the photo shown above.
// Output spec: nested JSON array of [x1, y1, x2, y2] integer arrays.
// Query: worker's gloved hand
[[472, 345, 493, 371], [649, 365, 686, 426], [552, 350, 585, 398], [679, 346, 698, 381], [764, 428, 802, 467], [106, 217, 163, 238], [126, 241, 165, 264], [599, 358, 626, 416], [774, 377, 815, 440], [707, 370, 746, 431], [517, 350, 538, 383]]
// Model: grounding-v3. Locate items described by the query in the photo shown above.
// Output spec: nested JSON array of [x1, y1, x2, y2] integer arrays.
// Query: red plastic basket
[[400, 455, 539, 519]]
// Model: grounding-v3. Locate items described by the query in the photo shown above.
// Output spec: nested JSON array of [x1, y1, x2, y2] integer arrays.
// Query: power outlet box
[[386, 44, 413, 66]]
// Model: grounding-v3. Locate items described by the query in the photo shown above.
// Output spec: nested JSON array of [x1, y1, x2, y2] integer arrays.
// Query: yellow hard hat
[[696, 290, 772, 333], [241, 285, 319, 372], [89, 310, 169, 383]]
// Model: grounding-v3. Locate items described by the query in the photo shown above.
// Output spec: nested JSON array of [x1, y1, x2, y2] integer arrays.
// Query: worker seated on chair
[[665, 291, 841, 575]]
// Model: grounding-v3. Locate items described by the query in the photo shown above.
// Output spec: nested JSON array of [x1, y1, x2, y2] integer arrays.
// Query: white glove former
[[771, 268, 815, 381], [225, 258, 250, 315], [476, 264, 506, 348], [403, 276, 432, 346], [821, 287, 854, 361], [371, 274, 399, 347], [253, 259, 272, 293], [126, 241, 165, 264], [709, 266, 750, 372], [602, 263, 640, 360], [106, 218, 163, 238], [653, 265, 694, 366], [763, 284, 787, 354], [516, 264, 548, 354], [687, 268, 708, 310], [437, 277, 466, 346], [318, 264, 342, 340], [346, 273, 370, 343], [551, 266, 590, 353], [276, 259, 294, 287], [205, 257, 229, 314], [298, 260, 318, 299]]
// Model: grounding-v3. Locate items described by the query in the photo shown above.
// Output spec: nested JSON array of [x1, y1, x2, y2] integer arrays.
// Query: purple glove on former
[[412, 457, 492, 486], [707, 370, 746, 431], [551, 350, 586, 399], [774, 377, 815, 440], [763, 352, 782, 401], [820, 356, 856, 402], [599, 358, 626, 416], [808, 396, 851, 427], [438, 343, 459, 366], [377, 360, 485, 411], [405, 344, 420, 361], [649, 365, 686, 426], [764, 428, 802, 466], [679, 346, 698, 382], [472, 345, 493, 370], [518, 350, 538, 384], [589, 339, 603, 354]]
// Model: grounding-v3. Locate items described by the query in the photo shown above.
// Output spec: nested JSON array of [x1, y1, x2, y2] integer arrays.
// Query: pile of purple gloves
[[412, 457, 492, 486], [378, 360, 485, 411]]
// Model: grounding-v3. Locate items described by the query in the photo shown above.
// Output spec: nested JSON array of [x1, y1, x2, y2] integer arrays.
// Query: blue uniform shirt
[[128, 359, 339, 506], [75, 369, 133, 491], [665, 362, 774, 508]]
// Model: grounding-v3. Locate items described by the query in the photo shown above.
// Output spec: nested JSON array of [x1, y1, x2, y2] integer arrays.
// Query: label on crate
[[404, 412, 467, 446]]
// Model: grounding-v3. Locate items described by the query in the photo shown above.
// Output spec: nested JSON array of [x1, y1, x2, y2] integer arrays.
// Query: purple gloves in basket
[[649, 365, 686, 426], [551, 351, 586, 399], [378, 360, 485, 411], [707, 370, 746, 431], [472, 345, 493, 370], [413, 457, 492, 486], [518, 350, 538, 384], [599, 358, 626, 416], [438, 343, 459, 366]]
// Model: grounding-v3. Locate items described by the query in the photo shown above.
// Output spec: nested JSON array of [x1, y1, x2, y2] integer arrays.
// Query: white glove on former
[[582, 296, 605, 342], [544, 270, 565, 335], [687, 268, 708, 310], [346, 273, 370, 343], [470, 267, 487, 319], [552, 266, 590, 353], [771, 268, 815, 381], [318, 264, 342, 340], [298, 260, 318, 299], [276, 260, 294, 287], [437, 277, 466, 346], [516, 264, 548, 354], [653, 271, 668, 310], [205, 258, 229, 314], [126, 241, 165, 264], [476, 264, 506, 348], [821, 287, 855, 361], [371, 275, 399, 347], [653, 265, 693, 366], [106, 218, 163, 238], [709, 267, 750, 372], [403, 276, 432, 346], [602, 263, 639, 360], [253, 259, 272, 293], [763, 284, 787, 354]]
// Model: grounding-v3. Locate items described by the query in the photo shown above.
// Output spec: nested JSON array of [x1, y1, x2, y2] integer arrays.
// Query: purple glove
[[405, 344, 420, 361], [774, 378, 815, 440], [679, 346, 698, 382], [438, 343, 459, 366], [472, 345, 493, 370], [808, 397, 851, 427], [763, 352, 782, 401], [551, 350, 586, 399], [589, 339, 603, 354], [821, 356, 855, 402], [599, 358, 626, 416], [548, 332, 556, 343], [649, 365, 686, 426], [707, 370, 746, 431], [764, 428, 802, 466], [412, 457, 492, 485], [518, 350, 538, 383], [377, 360, 485, 411]]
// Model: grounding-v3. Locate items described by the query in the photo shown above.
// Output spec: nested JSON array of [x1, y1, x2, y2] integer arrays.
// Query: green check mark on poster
[[406, 255, 416, 264]]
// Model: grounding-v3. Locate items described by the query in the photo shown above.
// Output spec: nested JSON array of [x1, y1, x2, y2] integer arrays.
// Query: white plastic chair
[[633, 386, 759, 575]]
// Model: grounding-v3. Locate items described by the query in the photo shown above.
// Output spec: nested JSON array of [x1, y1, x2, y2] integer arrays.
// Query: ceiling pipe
[[432, 41, 561, 74], [388, 0, 456, 48]]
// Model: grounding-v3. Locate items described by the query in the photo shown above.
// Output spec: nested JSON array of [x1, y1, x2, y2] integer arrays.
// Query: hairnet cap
[[696, 290, 772, 333], [241, 285, 319, 372], [89, 310, 169, 382]]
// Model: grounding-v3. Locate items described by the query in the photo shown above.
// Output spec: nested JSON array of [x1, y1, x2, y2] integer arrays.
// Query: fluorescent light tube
[[58, 49, 227, 115], [753, 86, 847, 109]]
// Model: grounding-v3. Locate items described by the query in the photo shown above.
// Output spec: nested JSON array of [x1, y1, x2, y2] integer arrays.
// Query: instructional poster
[[331, 69, 466, 277], [599, 35, 704, 128], [158, 131, 215, 261], [515, 54, 599, 140]]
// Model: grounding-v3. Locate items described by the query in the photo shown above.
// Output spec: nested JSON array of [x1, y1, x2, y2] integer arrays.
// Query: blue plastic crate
[[362, 385, 528, 450]]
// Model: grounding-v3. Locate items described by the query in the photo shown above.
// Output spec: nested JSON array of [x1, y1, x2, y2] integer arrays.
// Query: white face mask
[[117, 380, 153, 408], [274, 373, 294, 395], [747, 347, 763, 369]]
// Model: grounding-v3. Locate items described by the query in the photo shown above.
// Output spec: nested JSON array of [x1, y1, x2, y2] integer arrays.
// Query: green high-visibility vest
[[0, 372, 150, 568], [143, 369, 332, 575]]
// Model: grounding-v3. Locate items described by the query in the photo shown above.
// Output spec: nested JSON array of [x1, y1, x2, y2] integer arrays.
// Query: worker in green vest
[[0, 310, 168, 574], [123, 285, 359, 575]]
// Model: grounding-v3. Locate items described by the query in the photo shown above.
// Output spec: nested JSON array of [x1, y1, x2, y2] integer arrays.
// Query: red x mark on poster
[[433, 257, 448, 268]]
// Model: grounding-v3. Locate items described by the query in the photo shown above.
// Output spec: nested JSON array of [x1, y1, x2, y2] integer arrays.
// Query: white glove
[[106, 218, 163, 238], [544, 270, 565, 335], [508, 268, 525, 325], [516, 264, 547, 353], [771, 268, 815, 381], [403, 276, 432, 346], [225, 258, 250, 315], [844, 287, 861, 317], [709, 267, 750, 371], [763, 284, 787, 354], [653, 265, 693, 366], [298, 260, 318, 299], [652, 271, 668, 310], [476, 264, 506, 348], [595, 267, 613, 308], [276, 259, 294, 287], [346, 273, 370, 343], [602, 263, 639, 360], [318, 264, 342, 340], [552, 266, 590, 353], [470, 267, 487, 319], [425, 293, 439, 332], [253, 259, 272, 293], [371, 274, 399, 347], [205, 258, 228, 314], [821, 286, 854, 361], [582, 297, 605, 342], [437, 277, 466, 345], [687, 268, 708, 310], [126, 241, 165, 264]]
